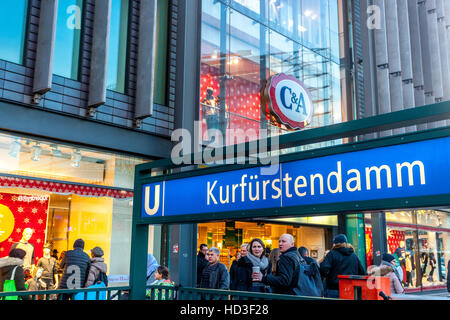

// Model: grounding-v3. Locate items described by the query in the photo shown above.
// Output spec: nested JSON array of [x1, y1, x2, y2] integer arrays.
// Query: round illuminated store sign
[[0, 204, 15, 243], [265, 73, 313, 130]]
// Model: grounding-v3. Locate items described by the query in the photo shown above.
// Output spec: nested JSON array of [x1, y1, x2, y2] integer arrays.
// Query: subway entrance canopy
[[128, 101, 450, 299]]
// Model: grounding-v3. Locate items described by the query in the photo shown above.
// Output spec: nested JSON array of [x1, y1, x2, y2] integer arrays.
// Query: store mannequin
[[201, 87, 219, 143], [36, 243, 59, 292], [11, 228, 35, 273]]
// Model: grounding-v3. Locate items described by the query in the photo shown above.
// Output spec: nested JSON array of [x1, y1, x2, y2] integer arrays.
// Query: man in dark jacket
[[254, 234, 298, 295], [320, 234, 366, 298], [447, 260, 450, 296], [58, 238, 91, 299], [196, 244, 209, 286], [0, 248, 31, 300], [198, 247, 229, 291]]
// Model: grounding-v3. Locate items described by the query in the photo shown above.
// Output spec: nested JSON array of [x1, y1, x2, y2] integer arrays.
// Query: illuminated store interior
[[0, 132, 149, 284]]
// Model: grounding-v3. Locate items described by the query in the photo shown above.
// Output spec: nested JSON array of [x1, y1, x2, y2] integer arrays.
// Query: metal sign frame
[[133, 102, 450, 225], [128, 101, 450, 300]]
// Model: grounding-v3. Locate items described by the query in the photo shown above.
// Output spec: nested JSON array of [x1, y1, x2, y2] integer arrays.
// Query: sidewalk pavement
[[392, 290, 450, 300]]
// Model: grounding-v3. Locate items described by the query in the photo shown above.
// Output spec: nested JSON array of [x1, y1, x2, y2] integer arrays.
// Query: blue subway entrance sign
[[141, 135, 450, 221]]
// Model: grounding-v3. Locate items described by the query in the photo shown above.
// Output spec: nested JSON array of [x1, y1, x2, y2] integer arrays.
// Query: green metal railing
[[170, 287, 335, 301], [0, 285, 335, 301], [0, 286, 130, 301]]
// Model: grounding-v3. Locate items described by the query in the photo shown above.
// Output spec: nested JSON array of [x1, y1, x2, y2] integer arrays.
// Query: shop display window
[[0, 132, 150, 286], [365, 209, 450, 292]]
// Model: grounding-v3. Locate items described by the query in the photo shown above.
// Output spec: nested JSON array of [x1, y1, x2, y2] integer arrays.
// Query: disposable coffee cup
[[252, 266, 260, 273]]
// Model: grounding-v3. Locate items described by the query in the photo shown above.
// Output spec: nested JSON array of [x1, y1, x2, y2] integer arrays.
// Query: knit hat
[[9, 248, 26, 259], [333, 234, 348, 244], [73, 238, 85, 249], [91, 246, 104, 257], [382, 253, 396, 263]]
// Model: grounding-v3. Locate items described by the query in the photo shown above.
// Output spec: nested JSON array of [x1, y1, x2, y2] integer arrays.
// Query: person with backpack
[[252, 234, 299, 295], [85, 246, 108, 287], [319, 234, 366, 298], [0, 248, 31, 300], [298, 247, 318, 266], [58, 239, 91, 300]]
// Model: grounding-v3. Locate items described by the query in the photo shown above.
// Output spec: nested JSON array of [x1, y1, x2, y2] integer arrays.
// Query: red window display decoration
[[387, 229, 405, 255], [365, 226, 373, 267], [200, 63, 262, 143], [0, 176, 133, 199], [0, 192, 49, 263]]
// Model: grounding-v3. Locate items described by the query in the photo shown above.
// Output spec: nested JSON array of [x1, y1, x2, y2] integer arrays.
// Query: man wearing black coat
[[319, 234, 366, 298], [58, 238, 91, 299], [196, 244, 209, 287], [198, 247, 229, 291], [254, 234, 299, 295], [447, 260, 450, 296]]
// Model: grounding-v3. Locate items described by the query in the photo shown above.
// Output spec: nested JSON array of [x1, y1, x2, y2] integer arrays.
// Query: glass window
[[0, 131, 151, 285], [0, 0, 28, 64], [369, 209, 450, 291], [107, 0, 129, 93], [199, 0, 342, 150], [53, 0, 83, 80], [0, 132, 148, 189]]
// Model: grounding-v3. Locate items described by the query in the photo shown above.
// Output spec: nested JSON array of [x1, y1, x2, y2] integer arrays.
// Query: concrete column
[[418, 1, 436, 129], [425, 0, 445, 129], [33, 0, 58, 95], [87, 0, 111, 109], [436, 1, 450, 100], [171, 0, 202, 287], [409, 0, 427, 130], [360, 0, 379, 140], [374, 0, 392, 137], [444, 0, 450, 126], [371, 212, 388, 266], [135, 0, 158, 119], [397, 0, 416, 133], [385, 0, 404, 135]]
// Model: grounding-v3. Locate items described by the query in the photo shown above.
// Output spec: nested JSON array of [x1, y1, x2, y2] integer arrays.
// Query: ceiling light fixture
[[71, 149, 82, 167], [31, 143, 42, 161], [51, 144, 63, 157], [9, 139, 22, 158]]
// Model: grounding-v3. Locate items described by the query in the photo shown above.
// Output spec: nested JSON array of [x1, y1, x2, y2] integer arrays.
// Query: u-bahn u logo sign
[[264, 73, 313, 130]]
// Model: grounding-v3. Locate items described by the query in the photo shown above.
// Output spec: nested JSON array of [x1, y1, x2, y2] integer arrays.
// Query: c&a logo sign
[[263, 73, 313, 130]]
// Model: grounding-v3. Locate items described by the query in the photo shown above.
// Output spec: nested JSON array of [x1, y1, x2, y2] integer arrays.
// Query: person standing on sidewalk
[[197, 244, 209, 287], [319, 234, 366, 298], [253, 234, 298, 295], [368, 253, 404, 294], [235, 238, 271, 293], [447, 260, 450, 296], [198, 247, 229, 290]]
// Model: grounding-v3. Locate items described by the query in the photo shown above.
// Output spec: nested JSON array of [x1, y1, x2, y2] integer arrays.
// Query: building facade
[[0, 0, 174, 285]]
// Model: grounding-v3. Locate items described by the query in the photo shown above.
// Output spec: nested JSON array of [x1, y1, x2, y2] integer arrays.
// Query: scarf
[[381, 260, 402, 283], [246, 252, 269, 272]]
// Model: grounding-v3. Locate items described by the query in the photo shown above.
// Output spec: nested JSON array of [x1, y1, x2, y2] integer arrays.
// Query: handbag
[[2, 266, 19, 300], [73, 282, 106, 300]]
